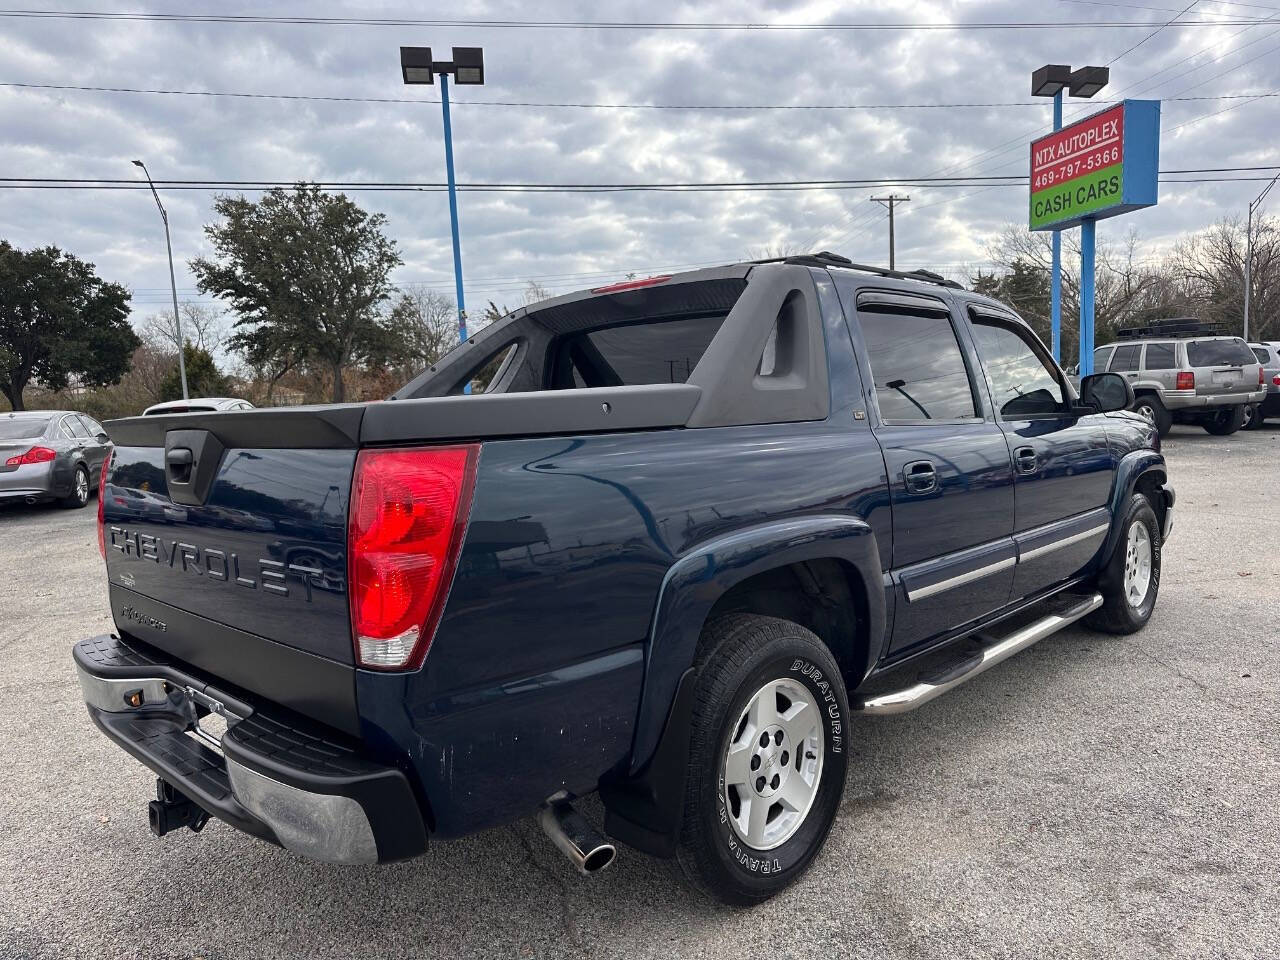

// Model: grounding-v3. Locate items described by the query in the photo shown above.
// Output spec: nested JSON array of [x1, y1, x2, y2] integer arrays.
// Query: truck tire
[[1086, 493, 1161, 635], [1132, 394, 1172, 437], [1203, 405, 1244, 435], [676, 614, 849, 905], [59, 464, 91, 509]]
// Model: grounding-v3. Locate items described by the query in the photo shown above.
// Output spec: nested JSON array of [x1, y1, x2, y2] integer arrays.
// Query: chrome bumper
[[73, 634, 426, 864]]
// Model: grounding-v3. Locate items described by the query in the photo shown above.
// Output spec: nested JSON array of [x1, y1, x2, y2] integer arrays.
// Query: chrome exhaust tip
[[24, 496, 37, 505], [538, 801, 616, 875]]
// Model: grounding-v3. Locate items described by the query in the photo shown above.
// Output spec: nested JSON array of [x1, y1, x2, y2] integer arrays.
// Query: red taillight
[[97, 450, 113, 559], [1176, 371, 1195, 390], [590, 275, 672, 294], [348, 445, 478, 670], [1260, 367, 1266, 386], [5, 445, 56, 466], [1273, 374, 1280, 387]]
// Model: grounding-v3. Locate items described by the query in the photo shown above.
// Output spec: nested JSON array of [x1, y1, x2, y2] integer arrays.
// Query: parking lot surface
[[1, 424, 1277, 960]]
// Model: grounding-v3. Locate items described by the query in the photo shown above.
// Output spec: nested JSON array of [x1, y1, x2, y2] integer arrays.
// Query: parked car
[[0, 410, 111, 508], [1248, 340, 1280, 429], [1092, 319, 1264, 437], [142, 397, 255, 416], [73, 254, 1173, 905]]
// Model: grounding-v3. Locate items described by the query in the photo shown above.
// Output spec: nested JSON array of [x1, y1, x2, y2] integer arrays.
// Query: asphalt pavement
[[1, 423, 1277, 959]]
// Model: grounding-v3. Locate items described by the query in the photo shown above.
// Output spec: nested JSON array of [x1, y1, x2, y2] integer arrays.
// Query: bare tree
[[141, 302, 225, 353], [386, 288, 457, 372], [522, 280, 552, 305], [1170, 216, 1280, 339]]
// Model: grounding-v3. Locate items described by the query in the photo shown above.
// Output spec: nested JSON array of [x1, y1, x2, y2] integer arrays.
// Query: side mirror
[[1079, 372, 1133, 413], [97, 432, 111, 443]]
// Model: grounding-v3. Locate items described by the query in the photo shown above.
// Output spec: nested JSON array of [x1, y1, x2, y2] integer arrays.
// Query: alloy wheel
[[722, 677, 824, 851], [1123, 521, 1152, 608]]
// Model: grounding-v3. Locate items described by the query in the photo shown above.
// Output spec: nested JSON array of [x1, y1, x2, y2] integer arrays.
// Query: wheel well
[[701, 559, 870, 687], [1135, 471, 1167, 533]]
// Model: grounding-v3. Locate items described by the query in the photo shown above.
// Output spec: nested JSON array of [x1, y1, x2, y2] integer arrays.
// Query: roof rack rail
[[1115, 317, 1230, 340], [776, 252, 963, 289]]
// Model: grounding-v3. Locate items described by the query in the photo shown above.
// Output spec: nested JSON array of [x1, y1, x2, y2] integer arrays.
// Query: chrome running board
[[856, 592, 1103, 716]]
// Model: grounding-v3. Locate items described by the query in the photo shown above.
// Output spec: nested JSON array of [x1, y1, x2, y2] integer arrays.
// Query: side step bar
[[856, 592, 1103, 716]]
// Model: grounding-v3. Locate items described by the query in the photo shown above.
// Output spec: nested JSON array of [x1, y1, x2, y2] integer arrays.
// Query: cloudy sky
[[1, 1, 1278, 330]]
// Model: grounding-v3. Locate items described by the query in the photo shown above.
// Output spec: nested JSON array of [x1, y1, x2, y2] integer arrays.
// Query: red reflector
[[590, 275, 673, 294], [97, 450, 113, 559], [5, 445, 56, 466], [1176, 371, 1195, 390], [348, 445, 478, 670]]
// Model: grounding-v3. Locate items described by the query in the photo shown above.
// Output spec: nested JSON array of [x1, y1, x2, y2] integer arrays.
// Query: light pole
[[132, 159, 188, 400], [401, 45, 484, 348], [1032, 64, 1109, 368], [1245, 169, 1280, 341]]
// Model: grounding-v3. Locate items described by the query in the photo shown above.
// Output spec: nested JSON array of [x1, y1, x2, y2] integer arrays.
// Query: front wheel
[[1132, 394, 1172, 437], [676, 615, 849, 905], [1203, 405, 1244, 435], [1086, 493, 1162, 635]]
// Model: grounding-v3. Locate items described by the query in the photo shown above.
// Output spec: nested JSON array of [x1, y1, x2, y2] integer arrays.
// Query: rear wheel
[[676, 614, 849, 905], [1086, 493, 1161, 635], [1203, 405, 1244, 435], [1132, 394, 1172, 437], [59, 465, 90, 509]]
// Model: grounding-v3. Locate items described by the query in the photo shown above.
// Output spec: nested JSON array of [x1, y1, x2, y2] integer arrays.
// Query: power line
[[0, 10, 1269, 29], [1107, 0, 1201, 64], [1, 166, 1274, 194], [2, 80, 1277, 110]]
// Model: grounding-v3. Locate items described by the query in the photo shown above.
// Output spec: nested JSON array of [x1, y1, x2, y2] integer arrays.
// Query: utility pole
[[132, 159, 188, 400], [1245, 169, 1280, 341], [870, 195, 910, 269]]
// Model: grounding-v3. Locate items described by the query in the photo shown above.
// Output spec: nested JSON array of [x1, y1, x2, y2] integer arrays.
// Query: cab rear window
[[1187, 339, 1256, 366]]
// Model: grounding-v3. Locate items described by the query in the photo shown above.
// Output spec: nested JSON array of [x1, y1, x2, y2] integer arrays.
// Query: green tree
[[158, 343, 228, 401], [0, 241, 138, 410], [190, 184, 404, 403]]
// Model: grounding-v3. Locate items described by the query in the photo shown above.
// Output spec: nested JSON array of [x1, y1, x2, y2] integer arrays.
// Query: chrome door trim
[[906, 555, 1016, 603], [1018, 522, 1111, 563]]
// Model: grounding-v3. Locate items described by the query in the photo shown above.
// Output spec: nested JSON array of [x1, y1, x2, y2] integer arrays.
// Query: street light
[[131, 159, 189, 400], [1245, 169, 1280, 341], [401, 45, 484, 348], [1032, 63, 1109, 367]]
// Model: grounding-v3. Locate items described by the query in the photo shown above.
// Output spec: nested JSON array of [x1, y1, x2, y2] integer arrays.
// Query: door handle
[[903, 460, 938, 494], [1014, 446, 1038, 475]]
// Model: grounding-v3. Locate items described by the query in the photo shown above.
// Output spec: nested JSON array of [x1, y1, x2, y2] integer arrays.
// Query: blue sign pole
[[1050, 91, 1063, 363], [439, 73, 468, 345], [1079, 219, 1096, 377]]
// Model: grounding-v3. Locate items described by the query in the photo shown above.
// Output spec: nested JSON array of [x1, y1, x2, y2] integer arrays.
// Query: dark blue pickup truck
[[75, 254, 1174, 904]]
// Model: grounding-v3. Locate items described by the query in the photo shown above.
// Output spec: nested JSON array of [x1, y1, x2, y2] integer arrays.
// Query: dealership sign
[[1029, 99, 1160, 232]]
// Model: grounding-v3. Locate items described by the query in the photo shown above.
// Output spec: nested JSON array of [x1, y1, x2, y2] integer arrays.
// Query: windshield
[[1187, 339, 1256, 366], [0, 418, 49, 440]]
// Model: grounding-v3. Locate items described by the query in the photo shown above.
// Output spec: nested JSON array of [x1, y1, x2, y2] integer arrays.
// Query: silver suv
[[1249, 341, 1280, 429], [1094, 322, 1264, 437]]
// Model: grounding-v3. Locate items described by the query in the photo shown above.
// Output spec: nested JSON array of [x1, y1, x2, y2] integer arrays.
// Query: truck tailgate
[[101, 406, 362, 729]]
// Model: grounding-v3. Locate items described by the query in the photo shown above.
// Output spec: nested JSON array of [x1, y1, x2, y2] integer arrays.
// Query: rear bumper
[[0, 460, 58, 499], [73, 634, 427, 864], [1166, 388, 1265, 410]]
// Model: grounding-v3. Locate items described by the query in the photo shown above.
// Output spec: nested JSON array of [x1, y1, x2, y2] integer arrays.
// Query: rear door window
[[1109, 345, 1141, 371], [1188, 339, 1256, 366], [857, 305, 977, 421], [1144, 343, 1176, 370]]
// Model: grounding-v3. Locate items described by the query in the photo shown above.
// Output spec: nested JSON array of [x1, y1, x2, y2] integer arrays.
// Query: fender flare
[[600, 515, 883, 857], [1098, 450, 1168, 562]]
